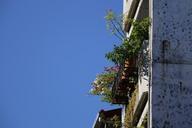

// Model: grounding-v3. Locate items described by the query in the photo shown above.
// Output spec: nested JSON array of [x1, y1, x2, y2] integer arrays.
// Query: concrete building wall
[[123, 0, 134, 14], [123, 0, 149, 127], [150, 0, 192, 128], [125, 0, 149, 37], [121, 106, 126, 128], [136, 40, 149, 127], [138, 40, 149, 99]]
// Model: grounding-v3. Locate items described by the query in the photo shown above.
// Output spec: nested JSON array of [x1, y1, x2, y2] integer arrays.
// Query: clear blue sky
[[0, 0, 122, 128]]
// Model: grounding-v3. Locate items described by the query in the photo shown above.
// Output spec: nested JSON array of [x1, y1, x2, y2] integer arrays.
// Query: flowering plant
[[90, 66, 119, 102]]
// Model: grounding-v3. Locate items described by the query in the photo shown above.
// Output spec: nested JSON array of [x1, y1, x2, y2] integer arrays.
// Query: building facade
[[149, 0, 192, 128], [92, 0, 192, 128]]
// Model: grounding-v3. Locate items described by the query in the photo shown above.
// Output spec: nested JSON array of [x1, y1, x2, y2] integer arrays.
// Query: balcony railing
[[112, 58, 138, 104], [92, 108, 122, 128]]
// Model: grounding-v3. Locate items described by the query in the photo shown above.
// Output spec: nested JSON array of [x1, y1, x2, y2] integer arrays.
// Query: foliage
[[105, 10, 150, 65], [90, 11, 149, 104], [99, 114, 121, 128], [90, 66, 119, 103], [105, 10, 126, 41], [105, 44, 129, 65], [111, 115, 122, 128], [127, 18, 150, 55], [124, 87, 138, 128], [139, 113, 148, 128]]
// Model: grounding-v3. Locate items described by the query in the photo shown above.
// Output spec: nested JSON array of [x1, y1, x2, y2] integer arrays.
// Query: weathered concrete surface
[[138, 40, 149, 99], [150, 0, 192, 128], [152, 63, 192, 128], [136, 40, 149, 127], [152, 0, 192, 63]]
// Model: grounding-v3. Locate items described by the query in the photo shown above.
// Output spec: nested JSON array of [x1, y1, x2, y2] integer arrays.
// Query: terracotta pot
[[124, 57, 137, 67]]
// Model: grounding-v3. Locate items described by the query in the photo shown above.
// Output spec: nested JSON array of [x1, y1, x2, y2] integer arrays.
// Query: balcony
[[124, 88, 148, 128], [123, 0, 149, 33], [112, 57, 138, 104], [92, 108, 122, 128]]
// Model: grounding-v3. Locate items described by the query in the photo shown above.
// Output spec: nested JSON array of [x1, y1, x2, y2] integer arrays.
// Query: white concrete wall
[[136, 40, 149, 127], [138, 40, 149, 99], [150, 0, 192, 127], [121, 106, 126, 128], [137, 102, 148, 127], [127, 0, 149, 38], [123, 0, 134, 15]]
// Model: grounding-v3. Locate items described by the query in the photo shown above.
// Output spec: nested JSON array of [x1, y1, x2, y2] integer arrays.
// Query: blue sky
[[0, 0, 122, 128]]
